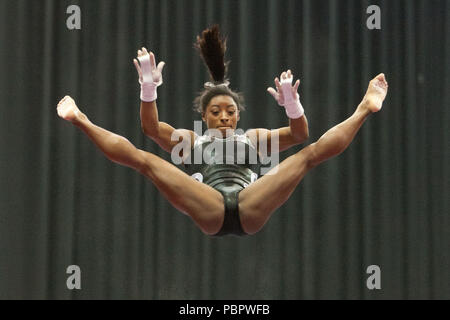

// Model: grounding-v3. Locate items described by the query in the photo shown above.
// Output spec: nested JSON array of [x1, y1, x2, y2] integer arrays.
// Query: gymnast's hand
[[267, 70, 304, 119], [133, 47, 165, 85], [267, 70, 299, 105], [133, 47, 165, 102]]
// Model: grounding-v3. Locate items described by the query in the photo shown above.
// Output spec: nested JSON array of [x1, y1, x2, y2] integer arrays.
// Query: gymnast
[[57, 26, 388, 237]]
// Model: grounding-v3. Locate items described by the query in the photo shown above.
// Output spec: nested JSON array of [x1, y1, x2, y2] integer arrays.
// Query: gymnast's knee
[[298, 143, 320, 169], [136, 150, 157, 177]]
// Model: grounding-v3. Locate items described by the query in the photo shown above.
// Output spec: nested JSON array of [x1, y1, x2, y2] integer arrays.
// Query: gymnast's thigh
[[138, 150, 225, 234]]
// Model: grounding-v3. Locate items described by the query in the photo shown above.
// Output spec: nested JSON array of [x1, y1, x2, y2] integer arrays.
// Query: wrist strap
[[284, 100, 304, 119], [141, 83, 157, 102]]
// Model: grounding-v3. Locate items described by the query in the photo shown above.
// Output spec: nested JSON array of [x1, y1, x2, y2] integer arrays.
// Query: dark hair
[[193, 25, 245, 114]]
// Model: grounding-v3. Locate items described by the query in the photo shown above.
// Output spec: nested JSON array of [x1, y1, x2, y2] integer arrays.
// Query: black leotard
[[184, 133, 261, 236]]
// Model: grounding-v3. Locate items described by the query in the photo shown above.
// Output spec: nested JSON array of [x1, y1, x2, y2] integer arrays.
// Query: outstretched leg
[[57, 96, 225, 235], [239, 74, 388, 234]]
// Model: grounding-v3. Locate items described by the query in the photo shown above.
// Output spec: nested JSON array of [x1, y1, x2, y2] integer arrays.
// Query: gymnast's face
[[202, 95, 240, 137]]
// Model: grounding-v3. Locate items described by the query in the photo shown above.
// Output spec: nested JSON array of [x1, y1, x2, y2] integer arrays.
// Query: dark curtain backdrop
[[0, 0, 448, 299]]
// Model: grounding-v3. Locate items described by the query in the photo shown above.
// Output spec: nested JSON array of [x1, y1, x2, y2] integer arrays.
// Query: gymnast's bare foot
[[361, 73, 389, 113], [57, 96, 83, 124]]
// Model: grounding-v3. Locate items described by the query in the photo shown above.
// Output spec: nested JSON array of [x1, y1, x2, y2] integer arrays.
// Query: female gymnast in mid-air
[[57, 26, 388, 237]]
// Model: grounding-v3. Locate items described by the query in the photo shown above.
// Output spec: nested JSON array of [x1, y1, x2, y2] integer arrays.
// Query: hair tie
[[204, 80, 230, 89]]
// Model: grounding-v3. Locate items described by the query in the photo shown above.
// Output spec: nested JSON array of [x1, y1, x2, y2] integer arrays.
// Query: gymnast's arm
[[247, 116, 309, 154], [287, 114, 309, 142], [247, 70, 309, 153], [140, 100, 195, 153], [277, 115, 309, 151], [134, 47, 194, 153]]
